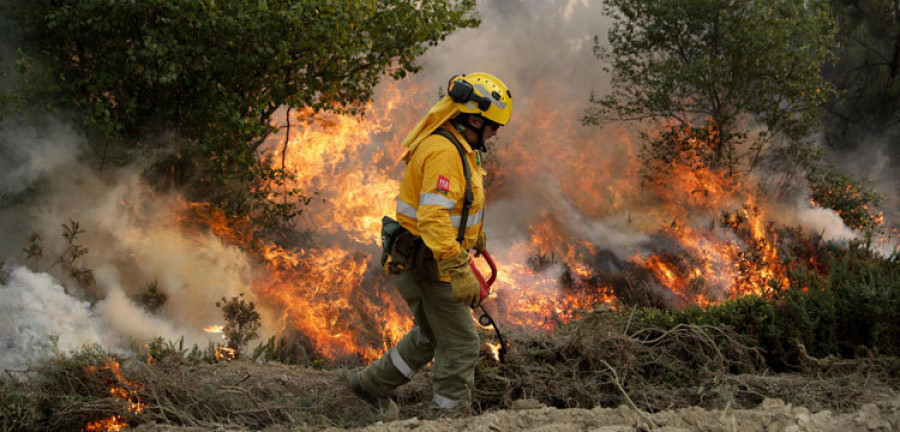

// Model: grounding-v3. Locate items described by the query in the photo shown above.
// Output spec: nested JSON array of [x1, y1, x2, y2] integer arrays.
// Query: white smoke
[[0, 113, 265, 370], [0, 266, 107, 371], [1, 0, 893, 371], [770, 197, 860, 242]]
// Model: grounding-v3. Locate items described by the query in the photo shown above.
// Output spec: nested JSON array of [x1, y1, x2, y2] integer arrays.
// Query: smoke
[[829, 137, 899, 233], [1, 0, 891, 369], [0, 265, 107, 371], [400, 0, 882, 255], [769, 196, 859, 242], [396, 0, 646, 254], [0, 112, 266, 370]]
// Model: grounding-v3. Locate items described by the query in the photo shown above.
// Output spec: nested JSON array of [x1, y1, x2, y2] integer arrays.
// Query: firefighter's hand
[[438, 250, 479, 307], [473, 231, 486, 257]]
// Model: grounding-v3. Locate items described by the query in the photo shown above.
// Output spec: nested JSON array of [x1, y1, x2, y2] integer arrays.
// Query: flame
[[83, 416, 127, 432], [171, 79, 814, 362], [204, 325, 224, 334], [84, 360, 145, 431], [486, 342, 502, 362], [214, 346, 237, 362], [629, 124, 791, 303]]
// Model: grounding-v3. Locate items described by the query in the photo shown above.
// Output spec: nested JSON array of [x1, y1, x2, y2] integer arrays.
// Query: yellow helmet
[[447, 72, 512, 126]]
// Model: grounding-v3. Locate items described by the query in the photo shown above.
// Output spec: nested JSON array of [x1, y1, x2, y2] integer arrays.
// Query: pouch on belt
[[380, 216, 438, 280]]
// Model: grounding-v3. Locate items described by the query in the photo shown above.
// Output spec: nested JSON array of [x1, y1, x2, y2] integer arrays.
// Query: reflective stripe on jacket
[[395, 124, 485, 279]]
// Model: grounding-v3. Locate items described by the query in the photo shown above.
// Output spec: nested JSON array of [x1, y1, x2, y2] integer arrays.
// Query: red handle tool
[[467, 249, 507, 363], [468, 250, 497, 303]]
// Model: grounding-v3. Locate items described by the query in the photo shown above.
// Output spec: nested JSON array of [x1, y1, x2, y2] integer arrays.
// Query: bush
[[807, 165, 884, 235], [631, 244, 899, 370], [216, 294, 261, 358], [134, 281, 167, 313]]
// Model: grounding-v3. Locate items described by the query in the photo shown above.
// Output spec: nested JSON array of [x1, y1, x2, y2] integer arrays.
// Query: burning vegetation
[[3, 78, 896, 432], [1, 1, 898, 430], [162, 86, 849, 364]]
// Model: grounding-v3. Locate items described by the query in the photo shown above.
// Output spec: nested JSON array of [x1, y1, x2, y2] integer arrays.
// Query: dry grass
[[2, 313, 897, 431], [472, 309, 897, 414]]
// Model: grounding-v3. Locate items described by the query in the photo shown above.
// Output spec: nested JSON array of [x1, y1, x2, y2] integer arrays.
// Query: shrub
[[807, 165, 884, 235], [631, 243, 899, 370], [134, 281, 167, 313], [216, 294, 261, 358]]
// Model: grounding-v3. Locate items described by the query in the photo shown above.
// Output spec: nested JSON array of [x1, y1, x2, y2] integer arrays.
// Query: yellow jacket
[[395, 124, 485, 280]]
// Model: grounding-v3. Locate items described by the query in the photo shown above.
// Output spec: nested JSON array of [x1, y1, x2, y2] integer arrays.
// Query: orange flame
[[84, 360, 145, 431], [173, 80, 808, 362], [214, 346, 237, 362]]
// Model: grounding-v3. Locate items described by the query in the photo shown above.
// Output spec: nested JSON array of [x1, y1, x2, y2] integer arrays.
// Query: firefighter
[[349, 72, 512, 415]]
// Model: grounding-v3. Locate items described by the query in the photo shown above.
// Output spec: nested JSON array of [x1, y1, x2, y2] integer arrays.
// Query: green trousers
[[357, 269, 479, 409]]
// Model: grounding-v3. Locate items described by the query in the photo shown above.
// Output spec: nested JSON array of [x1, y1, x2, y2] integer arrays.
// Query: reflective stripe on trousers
[[390, 348, 416, 379], [433, 392, 461, 409]]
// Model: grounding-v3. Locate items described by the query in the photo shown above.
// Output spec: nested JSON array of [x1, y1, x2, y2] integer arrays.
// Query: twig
[[151, 387, 170, 423], [717, 399, 731, 423], [624, 306, 637, 335], [599, 359, 658, 429], [234, 374, 252, 386]]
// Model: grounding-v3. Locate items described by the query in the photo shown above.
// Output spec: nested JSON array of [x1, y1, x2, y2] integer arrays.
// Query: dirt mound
[[320, 397, 900, 432]]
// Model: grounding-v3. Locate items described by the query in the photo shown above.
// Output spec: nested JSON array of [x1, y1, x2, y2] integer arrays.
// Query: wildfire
[[84, 360, 145, 432], [491, 225, 617, 331], [171, 79, 811, 362]]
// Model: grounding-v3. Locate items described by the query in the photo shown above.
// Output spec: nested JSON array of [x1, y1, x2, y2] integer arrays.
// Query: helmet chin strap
[[452, 117, 488, 151], [473, 124, 488, 151]]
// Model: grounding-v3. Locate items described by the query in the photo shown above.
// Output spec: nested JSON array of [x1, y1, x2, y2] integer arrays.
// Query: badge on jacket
[[436, 175, 450, 194]]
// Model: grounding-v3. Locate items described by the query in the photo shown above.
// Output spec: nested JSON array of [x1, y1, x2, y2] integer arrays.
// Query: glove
[[382, 254, 393, 276], [473, 231, 486, 256], [438, 250, 480, 307]]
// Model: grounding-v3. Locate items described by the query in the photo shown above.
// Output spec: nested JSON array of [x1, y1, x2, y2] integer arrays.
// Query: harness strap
[[432, 128, 473, 245]]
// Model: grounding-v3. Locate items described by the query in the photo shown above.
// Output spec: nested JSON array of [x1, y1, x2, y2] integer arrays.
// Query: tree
[[823, 0, 900, 153], [5, 0, 478, 228], [216, 294, 262, 359], [587, 0, 837, 181]]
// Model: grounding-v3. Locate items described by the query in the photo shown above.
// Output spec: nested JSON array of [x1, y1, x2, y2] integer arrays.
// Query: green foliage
[[589, 0, 836, 177], [20, 220, 95, 291], [56, 219, 95, 290], [0, 383, 39, 432], [22, 230, 42, 262], [252, 335, 313, 366], [807, 165, 885, 234], [632, 244, 900, 370], [134, 280, 168, 313], [0, 50, 26, 123], [140, 336, 217, 365], [216, 294, 262, 358], [6, 0, 479, 229], [824, 246, 899, 356], [0, 345, 124, 431]]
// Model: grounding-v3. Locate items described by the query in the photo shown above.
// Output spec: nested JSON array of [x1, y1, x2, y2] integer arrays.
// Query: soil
[[122, 359, 899, 432], [321, 397, 900, 432]]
